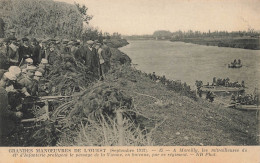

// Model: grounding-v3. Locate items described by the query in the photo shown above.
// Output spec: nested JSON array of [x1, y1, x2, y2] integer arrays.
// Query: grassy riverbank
[[171, 37, 260, 50]]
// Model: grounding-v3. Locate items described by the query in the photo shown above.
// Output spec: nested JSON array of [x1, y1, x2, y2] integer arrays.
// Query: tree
[[75, 3, 93, 24]]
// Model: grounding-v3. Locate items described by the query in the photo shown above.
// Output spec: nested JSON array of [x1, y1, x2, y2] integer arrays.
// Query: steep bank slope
[[108, 45, 257, 146]]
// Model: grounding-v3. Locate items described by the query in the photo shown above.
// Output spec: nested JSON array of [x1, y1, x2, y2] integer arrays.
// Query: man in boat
[[238, 59, 241, 65], [225, 78, 230, 87], [212, 77, 216, 86]]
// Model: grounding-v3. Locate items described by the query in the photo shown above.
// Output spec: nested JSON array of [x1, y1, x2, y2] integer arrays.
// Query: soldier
[[92, 43, 102, 78], [0, 76, 23, 145], [9, 29, 16, 38], [60, 39, 70, 54], [0, 18, 4, 38], [18, 37, 32, 64], [29, 71, 43, 97], [31, 38, 41, 66], [46, 41, 58, 65], [238, 59, 241, 65], [230, 93, 236, 104], [151, 72, 157, 81], [39, 39, 49, 63], [8, 66, 21, 78], [161, 75, 166, 85], [17, 66, 36, 97], [206, 91, 215, 102], [100, 42, 112, 74], [7, 36, 19, 66], [0, 38, 10, 69], [212, 77, 216, 86], [37, 59, 48, 76], [241, 80, 245, 88], [85, 40, 95, 72]]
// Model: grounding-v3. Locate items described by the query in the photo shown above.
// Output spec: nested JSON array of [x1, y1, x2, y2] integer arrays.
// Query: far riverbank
[[170, 37, 260, 50]]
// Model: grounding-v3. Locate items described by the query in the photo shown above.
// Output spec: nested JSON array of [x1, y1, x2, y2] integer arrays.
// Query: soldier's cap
[[103, 39, 108, 43], [41, 59, 48, 64], [56, 40, 60, 44], [68, 41, 74, 45], [37, 68, 45, 74], [4, 72, 17, 81], [26, 65, 37, 71], [62, 39, 69, 43], [3, 38, 10, 43], [8, 36, 17, 41], [9, 29, 16, 33], [75, 42, 80, 45], [50, 38, 57, 42], [86, 40, 94, 45], [76, 39, 81, 42], [22, 37, 29, 41], [42, 39, 49, 43], [8, 66, 21, 76], [31, 38, 37, 42], [34, 71, 43, 77], [25, 58, 33, 63]]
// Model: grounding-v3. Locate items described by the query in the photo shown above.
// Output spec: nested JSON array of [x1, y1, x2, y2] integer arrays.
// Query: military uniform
[[0, 87, 17, 144], [18, 44, 32, 63], [31, 43, 41, 65], [100, 44, 112, 74], [0, 18, 4, 38]]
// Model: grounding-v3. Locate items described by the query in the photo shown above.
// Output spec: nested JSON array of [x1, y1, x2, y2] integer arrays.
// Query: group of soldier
[[211, 77, 245, 88], [231, 93, 259, 105], [0, 33, 113, 144], [147, 72, 197, 100]]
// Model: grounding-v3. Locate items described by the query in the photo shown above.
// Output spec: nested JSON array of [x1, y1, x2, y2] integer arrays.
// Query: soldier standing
[[18, 37, 32, 64], [0, 18, 4, 38]]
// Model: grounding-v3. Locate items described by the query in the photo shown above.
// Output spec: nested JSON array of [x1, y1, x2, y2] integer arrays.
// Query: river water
[[120, 40, 260, 93]]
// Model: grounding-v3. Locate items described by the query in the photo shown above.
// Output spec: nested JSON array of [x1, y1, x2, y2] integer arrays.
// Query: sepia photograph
[[0, 0, 260, 150]]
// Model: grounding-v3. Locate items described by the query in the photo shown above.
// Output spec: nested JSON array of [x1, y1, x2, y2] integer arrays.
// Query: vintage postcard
[[0, 0, 259, 162]]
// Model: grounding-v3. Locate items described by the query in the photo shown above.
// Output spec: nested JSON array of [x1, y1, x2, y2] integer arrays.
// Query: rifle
[[22, 95, 71, 104], [20, 95, 71, 125]]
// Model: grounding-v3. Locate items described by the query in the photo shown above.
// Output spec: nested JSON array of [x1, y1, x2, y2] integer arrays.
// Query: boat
[[228, 64, 242, 68], [228, 103, 260, 111], [199, 85, 245, 94]]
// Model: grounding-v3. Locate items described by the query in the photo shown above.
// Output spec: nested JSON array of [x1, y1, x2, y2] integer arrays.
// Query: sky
[[55, 0, 260, 35]]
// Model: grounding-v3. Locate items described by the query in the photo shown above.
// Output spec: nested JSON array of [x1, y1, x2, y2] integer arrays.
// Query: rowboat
[[200, 85, 245, 94], [228, 103, 260, 111], [228, 64, 242, 68]]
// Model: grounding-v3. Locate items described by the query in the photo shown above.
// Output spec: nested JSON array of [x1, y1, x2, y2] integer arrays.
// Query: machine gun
[[21, 95, 71, 124]]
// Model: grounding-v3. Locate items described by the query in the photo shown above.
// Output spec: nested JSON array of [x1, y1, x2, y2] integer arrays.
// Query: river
[[120, 40, 260, 93]]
